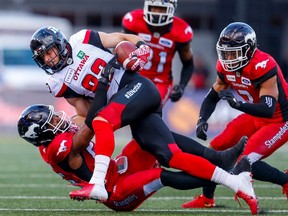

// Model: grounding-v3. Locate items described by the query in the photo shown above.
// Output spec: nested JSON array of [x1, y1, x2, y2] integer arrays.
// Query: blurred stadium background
[[1, 0, 288, 140]]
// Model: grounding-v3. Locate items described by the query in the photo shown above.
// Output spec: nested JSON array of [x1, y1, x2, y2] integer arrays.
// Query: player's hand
[[129, 44, 151, 70], [169, 85, 184, 102], [196, 119, 208, 141], [99, 55, 120, 84], [219, 90, 241, 109]]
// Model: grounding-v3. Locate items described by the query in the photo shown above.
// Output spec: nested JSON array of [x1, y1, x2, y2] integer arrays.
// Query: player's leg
[[131, 113, 258, 214]]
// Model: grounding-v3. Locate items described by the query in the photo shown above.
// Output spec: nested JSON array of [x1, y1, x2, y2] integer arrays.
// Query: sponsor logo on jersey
[[241, 77, 251, 86], [159, 37, 173, 48], [65, 68, 75, 83], [255, 59, 269, 70], [125, 82, 142, 99], [74, 53, 90, 80], [77, 50, 86, 59], [139, 33, 151, 42], [113, 194, 138, 207], [265, 121, 288, 148], [57, 140, 68, 155], [226, 75, 236, 82]]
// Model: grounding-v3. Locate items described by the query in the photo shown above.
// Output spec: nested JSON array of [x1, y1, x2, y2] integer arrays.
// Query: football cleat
[[218, 136, 248, 171], [234, 171, 259, 215], [69, 184, 108, 202], [182, 194, 215, 208]]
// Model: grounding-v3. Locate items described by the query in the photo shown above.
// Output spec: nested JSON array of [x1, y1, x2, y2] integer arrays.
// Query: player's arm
[[66, 97, 92, 118], [98, 32, 144, 49], [169, 42, 194, 102], [219, 75, 278, 118], [178, 43, 194, 90]]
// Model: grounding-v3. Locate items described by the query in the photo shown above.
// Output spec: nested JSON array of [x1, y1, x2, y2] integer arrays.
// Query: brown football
[[114, 41, 139, 71]]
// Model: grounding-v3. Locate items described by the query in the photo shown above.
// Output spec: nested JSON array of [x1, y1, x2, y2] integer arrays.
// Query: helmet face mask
[[18, 104, 71, 147], [144, 0, 177, 27], [216, 22, 257, 72], [30, 26, 69, 75]]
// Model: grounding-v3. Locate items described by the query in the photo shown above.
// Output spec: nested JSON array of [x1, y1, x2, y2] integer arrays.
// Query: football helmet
[[143, 0, 177, 27], [216, 22, 257, 71], [30, 26, 70, 75], [17, 104, 71, 147]]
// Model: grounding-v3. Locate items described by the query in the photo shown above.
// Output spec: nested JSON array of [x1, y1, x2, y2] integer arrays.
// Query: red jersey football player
[[122, 0, 194, 104], [184, 22, 288, 208], [17, 104, 252, 211]]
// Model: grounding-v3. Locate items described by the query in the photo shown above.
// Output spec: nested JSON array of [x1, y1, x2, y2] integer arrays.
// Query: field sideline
[[0, 134, 287, 216]]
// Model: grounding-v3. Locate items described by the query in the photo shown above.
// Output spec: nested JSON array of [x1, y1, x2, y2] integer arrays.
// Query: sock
[[203, 185, 217, 199], [211, 166, 238, 192], [169, 151, 216, 180], [252, 161, 288, 185], [89, 155, 110, 185], [92, 120, 115, 156]]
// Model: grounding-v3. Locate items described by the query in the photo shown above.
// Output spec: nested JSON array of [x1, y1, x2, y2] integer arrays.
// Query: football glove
[[169, 85, 184, 102], [99, 55, 120, 85], [129, 44, 151, 71], [196, 119, 208, 141], [218, 90, 241, 109]]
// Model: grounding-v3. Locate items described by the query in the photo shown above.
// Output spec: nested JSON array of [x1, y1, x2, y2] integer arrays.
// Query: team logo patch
[[255, 59, 269, 70], [64, 68, 75, 83], [57, 140, 68, 155], [226, 75, 236, 82], [241, 77, 251, 86], [185, 26, 193, 35], [159, 37, 173, 48], [77, 50, 86, 59]]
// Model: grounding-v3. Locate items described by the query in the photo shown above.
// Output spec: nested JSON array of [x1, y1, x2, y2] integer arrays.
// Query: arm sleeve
[[237, 95, 276, 118], [179, 57, 194, 89], [199, 87, 221, 121]]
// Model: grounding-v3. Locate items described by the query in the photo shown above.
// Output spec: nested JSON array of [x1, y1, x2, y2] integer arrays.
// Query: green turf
[[0, 134, 287, 215]]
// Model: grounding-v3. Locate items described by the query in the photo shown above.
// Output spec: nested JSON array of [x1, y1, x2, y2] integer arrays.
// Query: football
[[114, 41, 139, 71]]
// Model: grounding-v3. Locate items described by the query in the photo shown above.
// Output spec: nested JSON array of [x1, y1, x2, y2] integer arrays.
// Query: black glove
[[218, 90, 241, 109], [98, 54, 120, 85], [196, 119, 208, 141], [169, 85, 184, 102]]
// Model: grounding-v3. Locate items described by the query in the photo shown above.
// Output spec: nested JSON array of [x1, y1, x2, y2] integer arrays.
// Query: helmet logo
[[244, 32, 256, 45], [22, 123, 39, 139]]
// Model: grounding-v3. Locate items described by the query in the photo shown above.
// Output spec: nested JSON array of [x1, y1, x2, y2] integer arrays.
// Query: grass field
[[0, 134, 287, 216]]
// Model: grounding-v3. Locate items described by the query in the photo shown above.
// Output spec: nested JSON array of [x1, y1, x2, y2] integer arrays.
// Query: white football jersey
[[46, 29, 125, 100]]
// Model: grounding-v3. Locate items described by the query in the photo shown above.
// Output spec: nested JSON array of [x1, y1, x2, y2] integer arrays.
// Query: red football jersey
[[38, 132, 118, 191], [217, 49, 288, 122], [122, 9, 193, 84]]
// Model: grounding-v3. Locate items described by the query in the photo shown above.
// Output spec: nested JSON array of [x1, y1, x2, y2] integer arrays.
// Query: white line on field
[[0, 196, 286, 200]]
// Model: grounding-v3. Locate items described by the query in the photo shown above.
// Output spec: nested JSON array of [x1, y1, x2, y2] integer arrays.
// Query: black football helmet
[[216, 22, 257, 71], [17, 104, 71, 147], [144, 0, 177, 27], [30, 26, 70, 75]]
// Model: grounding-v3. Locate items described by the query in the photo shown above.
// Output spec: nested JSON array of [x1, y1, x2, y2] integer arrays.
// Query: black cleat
[[218, 136, 248, 171], [231, 155, 252, 175]]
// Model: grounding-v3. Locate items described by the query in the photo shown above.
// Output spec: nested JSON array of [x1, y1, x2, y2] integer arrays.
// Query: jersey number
[[81, 58, 107, 92], [144, 49, 167, 73]]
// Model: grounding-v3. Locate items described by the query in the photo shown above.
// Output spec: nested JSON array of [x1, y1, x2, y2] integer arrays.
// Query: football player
[[18, 104, 255, 212], [30, 27, 258, 214], [184, 22, 288, 208], [122, 0, 194, 104]]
